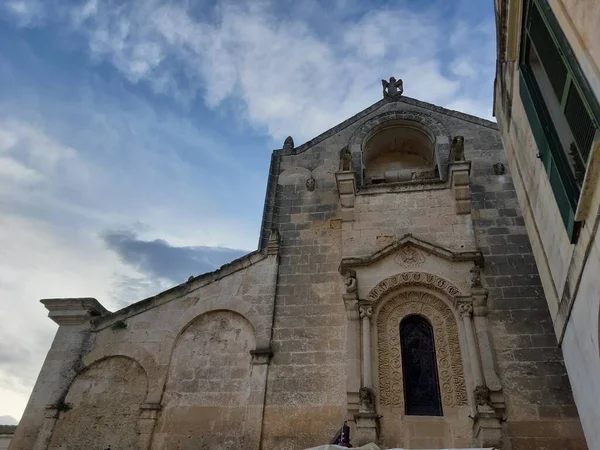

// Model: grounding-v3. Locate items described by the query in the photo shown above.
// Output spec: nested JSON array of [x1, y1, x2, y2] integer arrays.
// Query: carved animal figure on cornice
[[452, 135, 465, 161], [382, 77, 403, 100], [340, 147, 353, 171]]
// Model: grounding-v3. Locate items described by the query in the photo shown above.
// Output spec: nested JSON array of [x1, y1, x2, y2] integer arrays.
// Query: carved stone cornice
[[40, 297, 108, 326], [339, 234, 483, 272]]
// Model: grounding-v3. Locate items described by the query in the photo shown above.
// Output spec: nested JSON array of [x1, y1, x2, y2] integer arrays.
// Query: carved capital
[[359, 305, 373, 319], [458, 302, 473, 318]]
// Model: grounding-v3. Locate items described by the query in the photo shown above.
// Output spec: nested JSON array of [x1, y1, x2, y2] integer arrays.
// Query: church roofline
[[287, 96, 497, 156], [339, 233, 483, 272], [90, 249, 268, 327]]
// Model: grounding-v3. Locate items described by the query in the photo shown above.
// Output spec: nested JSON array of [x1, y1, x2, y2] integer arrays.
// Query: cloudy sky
[[0, 0, 496, 423]]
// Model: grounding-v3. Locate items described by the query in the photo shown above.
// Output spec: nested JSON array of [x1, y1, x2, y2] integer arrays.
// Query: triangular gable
[[339, 233, 483, 271], [291, 96, 497, 155]]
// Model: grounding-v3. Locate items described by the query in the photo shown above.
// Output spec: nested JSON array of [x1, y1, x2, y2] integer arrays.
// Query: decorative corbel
[[250, 347, 274, 365], [336, 147, 357, 221]]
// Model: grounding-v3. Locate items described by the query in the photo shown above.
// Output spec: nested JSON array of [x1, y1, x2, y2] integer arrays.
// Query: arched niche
[[348, 110, 452, 184], [48, 356, 148, 450], [152, 310, 257, 450], [363, 121, 436, 184]]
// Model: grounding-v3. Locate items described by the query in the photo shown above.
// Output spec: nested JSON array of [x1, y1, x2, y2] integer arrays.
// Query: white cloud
[[61, 0, 495, 141]]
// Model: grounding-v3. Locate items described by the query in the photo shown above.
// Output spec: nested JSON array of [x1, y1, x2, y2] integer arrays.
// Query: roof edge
[[92, 249, 268, 326], [400, 96, 498, 130]]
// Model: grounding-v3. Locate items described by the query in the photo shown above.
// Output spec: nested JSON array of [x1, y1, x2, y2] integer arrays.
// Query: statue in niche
[[470, 264, 482, 289], [343, 269, 357, 293], [452, 135, 465, 161], [340, 147, 353, 171], [382, 77, 403, 100], [306, 176, 316, 192], [359, 386, 376, 412], [283, 136, 294, 151]]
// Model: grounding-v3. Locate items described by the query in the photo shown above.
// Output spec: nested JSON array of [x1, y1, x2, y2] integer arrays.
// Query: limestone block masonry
[[10, 91, 587, 449]]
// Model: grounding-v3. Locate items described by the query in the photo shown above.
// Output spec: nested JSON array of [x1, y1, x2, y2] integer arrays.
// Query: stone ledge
[[40, 297, 109, 326]]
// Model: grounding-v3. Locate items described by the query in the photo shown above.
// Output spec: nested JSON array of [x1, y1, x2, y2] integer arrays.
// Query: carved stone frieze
[[393, 245, 426, 268], [367, 272, 460, 302], [377, 291, 468, 408]]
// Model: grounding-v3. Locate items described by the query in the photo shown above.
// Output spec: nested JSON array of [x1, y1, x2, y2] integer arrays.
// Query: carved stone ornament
[[394, 245, 426, 268], [359, 386, 376, 412], [458, 302, 473, 318], [382, 77, 403, 100], [451, 135, 465, 161], [283, 136, 294, 151], [359, 305, 373, 319], [474, 385, 493, 408], [469, 264, 483, 289], [306, 176, 316, 192], [378, 291, 468, 408], [367, 272, 460, 302], [344, 269, 358, 293], [340, 146, 353, 171], [493, 162, 506, 175]]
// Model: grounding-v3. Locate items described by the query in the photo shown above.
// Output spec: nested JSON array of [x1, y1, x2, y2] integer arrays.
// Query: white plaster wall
[[550, 0, 600, 102], [561, 229, 600, 450]]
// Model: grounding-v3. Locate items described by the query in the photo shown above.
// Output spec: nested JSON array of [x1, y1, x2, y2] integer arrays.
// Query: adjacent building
[[494, 0, 600, 448]]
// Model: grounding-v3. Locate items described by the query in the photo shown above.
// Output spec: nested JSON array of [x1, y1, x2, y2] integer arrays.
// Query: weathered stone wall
[[49, 356, 147, 450], [262, 139, 347, 449], [152, 311, 255, 450], [10, 253, 278, 450]]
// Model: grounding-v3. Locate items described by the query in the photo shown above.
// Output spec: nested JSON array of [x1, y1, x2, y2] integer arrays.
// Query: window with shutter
[[519, 0, 600, 241]]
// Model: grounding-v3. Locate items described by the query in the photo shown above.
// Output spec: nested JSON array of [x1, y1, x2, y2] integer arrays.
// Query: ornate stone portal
[[340, 241, 505, 448]]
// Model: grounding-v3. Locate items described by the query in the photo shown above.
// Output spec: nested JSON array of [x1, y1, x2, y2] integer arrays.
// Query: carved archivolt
[[367, 272, 460, 302], [378, 291, 468, 409]]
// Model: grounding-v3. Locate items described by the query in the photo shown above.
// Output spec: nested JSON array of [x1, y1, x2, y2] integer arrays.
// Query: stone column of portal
[[359, 305, 373, 388], [458, 303, 484, 388], [355, 304, 378, 447]]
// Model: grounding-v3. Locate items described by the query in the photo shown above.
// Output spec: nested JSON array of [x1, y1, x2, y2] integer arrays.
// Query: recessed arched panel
[[49, 356, 148, 450], [152, 310, 256, 450]]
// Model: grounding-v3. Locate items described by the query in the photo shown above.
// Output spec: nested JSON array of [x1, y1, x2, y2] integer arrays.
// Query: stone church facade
[[10, 83, 588, 449]]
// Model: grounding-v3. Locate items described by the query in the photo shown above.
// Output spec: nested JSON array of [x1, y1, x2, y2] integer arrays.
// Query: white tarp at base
[[303, 445, 495, 450]]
